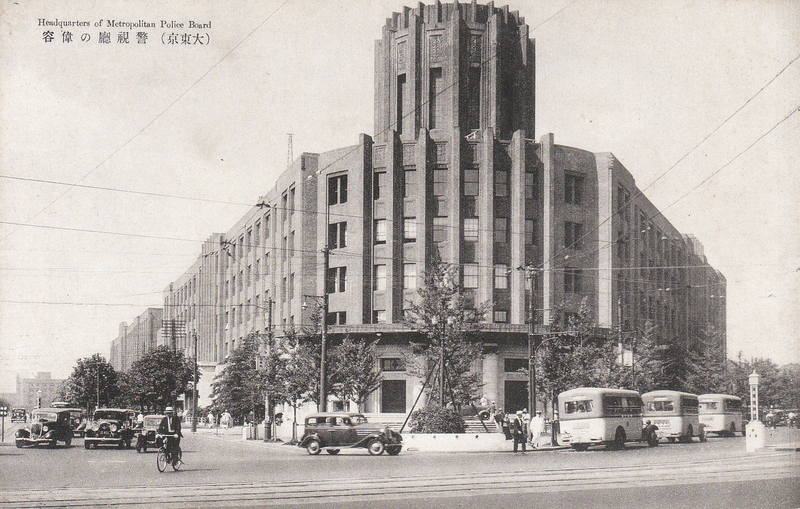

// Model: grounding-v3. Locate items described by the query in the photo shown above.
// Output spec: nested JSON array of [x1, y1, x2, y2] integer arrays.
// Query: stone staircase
[[363, 413, 501, 433]]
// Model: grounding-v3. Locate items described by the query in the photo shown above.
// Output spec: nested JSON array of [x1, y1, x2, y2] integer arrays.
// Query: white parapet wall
[[401, 432, 511, 452]]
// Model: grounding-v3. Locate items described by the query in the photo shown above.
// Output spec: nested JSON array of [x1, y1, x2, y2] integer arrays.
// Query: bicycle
[[156, 433, 182, 472]]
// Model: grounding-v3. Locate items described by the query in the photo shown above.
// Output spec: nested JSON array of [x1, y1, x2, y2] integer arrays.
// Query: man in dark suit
[[158, 406, 183, 460]]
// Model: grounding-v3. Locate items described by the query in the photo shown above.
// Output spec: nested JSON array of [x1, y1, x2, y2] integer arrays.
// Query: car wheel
[[119, 439, 126, 449], [326, 449, 340, 455], [49, 440, 57, 449], [125, 438, 132, 449], [386, 445, 401, 456], [572, 444, 589, 452], [306, 439, 321, 455], [64, 434, 72, 447], [367, 439, 385, 456], [15, 440, 24, 448]]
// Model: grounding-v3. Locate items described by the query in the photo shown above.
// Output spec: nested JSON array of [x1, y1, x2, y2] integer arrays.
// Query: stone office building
[[161, 1, 725, 415]]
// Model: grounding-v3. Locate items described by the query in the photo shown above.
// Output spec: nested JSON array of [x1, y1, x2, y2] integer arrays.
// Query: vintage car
[[15, 408, 74, 448], [11, 408, 27, 422], [135, 414, 165, 453], [84, 408, 136, 449], [299, 412, 402, 456]]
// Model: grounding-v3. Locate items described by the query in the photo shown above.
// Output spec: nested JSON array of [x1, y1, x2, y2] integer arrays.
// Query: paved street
[[1, 424, 798, 508]]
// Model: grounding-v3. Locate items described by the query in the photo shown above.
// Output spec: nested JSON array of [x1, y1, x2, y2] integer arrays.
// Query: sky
[[0, 0, 798, 392]]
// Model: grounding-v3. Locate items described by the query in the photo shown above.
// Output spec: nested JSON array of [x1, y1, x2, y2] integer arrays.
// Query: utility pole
[[192, 331, 199, 433], [320, 247, 330, 412], [264, 297, 274, 441], [520, 265, 541, 414]]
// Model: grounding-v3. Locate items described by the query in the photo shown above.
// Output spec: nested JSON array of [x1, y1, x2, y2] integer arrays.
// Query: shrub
[[409, 406, 466, 433]]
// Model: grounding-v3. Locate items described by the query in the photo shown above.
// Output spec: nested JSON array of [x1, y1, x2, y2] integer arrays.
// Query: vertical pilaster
[[509, 129, 526, 322], [478, 129, 494, 310], [541, 132, 555, 325]]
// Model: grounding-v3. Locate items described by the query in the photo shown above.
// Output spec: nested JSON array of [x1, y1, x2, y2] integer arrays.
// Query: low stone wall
[[401, 432, 510, 452]]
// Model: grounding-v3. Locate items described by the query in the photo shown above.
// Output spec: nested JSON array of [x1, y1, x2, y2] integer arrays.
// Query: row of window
[[372, 167, 541, 201]]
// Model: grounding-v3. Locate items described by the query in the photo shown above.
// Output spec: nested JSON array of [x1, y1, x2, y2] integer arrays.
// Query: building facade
[[159, 1, 726, 415], [16, 372, 65, 411], [110, 308, 163, 373]]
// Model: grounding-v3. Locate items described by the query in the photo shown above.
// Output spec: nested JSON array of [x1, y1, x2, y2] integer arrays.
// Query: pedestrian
[[207, 411, 215, 428], [136, 412, 144, 429], [529, 411, 545, 448], [512, 411, 527, 452], [221, 411, 231, 429]]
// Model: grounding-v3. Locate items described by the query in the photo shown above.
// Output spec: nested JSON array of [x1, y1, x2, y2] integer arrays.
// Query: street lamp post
[[192, 331, 199, 433]]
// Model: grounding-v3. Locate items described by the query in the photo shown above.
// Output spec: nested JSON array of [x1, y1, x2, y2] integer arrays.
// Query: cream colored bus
[[642, 391, 701, 443], [698, 394, 744, 436], [559, 387, 646, 451]]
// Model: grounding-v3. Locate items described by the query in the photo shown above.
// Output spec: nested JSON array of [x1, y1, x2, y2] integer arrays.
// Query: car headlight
[[110, 423, 118, 433], [92, 424, 99, 431], [42, 425, 49, 433]]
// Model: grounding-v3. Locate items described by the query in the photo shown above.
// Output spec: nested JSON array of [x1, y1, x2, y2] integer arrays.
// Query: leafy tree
[[278, 331, 320, 442], [329, 336, 382, 412], [211, 334, 265, 422], [403, 255, 484, 411], [122, 346, 196, 412], [59, 354, 121, 413], [409, 406, 465, 433]]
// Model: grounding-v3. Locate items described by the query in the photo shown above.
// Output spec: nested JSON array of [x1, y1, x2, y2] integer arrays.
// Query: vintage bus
[[559, 387, 646, 451], [698, 394, 744, 436], [642, 391, 701, 443]]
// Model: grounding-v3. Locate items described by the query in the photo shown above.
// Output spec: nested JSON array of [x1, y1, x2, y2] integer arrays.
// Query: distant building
[[159, 1, 725, 414], [16, 372, 65, 411], [110, 308, 163, 372]]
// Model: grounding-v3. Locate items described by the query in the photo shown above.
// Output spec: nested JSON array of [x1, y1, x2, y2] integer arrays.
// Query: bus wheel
[[680, 426, 693, 443], [607, 428, 626, 450], [729, 423, 736, 436], [667, 437, 676, 443]]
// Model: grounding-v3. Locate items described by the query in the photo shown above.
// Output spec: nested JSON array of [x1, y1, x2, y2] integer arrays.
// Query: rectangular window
[[374, 264, 387, 292], [397, 74, 406, 135], [463, 263, 478, 289], [282, 193, 288, 222], [493, 310, 509, 323], [326, 311, 347, 326], [381, 358, 405, 371], [504, 358, 528, 372], [238, 236, 244, 258], [288, 273, 294, 301], [565, 173, 584, 205], [433, 217, 448, 243], [289, 231, 295, 257], [494, 217, 509, 244], [404, 217, 417, 242], [525, 171, 538, 201], [466, 66, 480, 131], [494, 264, 509, 289], [463, 217, 479, 242], [254, 222, 261, 247], [246, 299, 251, 323], [246, 265, 251, 287], [433, 168, 448, 196], [526, 219, 537, 245], [403, 263, 416, 290], [464, 168, 479, 196], [264, 214, 270, 239], [328, 175, 348, 205], [328, 222, 347, 249], [246, 229, 252, 251], [374, 219, 387, 244], [565, 222, 582, 249], [289, 187, 296, 216], [255, 259, 261, 281], [264, 253, 270, 275], [564, 268, 582, 293], [403, 167, 416, 198], [374, 171, 386, 200], [429, 67, 443, 129], [373, 309, 387, 323], [326, 267, 347, 294], [494, 170, 509, 197], [282, 236, 287, 261], [281, 277, 286, 303]]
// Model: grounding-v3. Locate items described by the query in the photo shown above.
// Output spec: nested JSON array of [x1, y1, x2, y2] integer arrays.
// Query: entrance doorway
[[504, 381, 528, 413], [381, 380, 406, 413]]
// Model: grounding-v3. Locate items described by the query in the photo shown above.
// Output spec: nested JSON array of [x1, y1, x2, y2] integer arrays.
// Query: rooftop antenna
[[287, 133, 294, 167]]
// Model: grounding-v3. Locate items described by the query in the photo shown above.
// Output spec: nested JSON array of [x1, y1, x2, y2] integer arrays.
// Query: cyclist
[[158, 406, 183, 464]]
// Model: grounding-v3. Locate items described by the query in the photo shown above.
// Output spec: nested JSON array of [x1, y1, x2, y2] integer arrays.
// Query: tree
[[278, 330, 320, 442], [329, 336, 382, 411], [59, 354, 121, 413], [122, 346, 196, 412], [211, 334, 264, 422], [403, 255, 484, 411]]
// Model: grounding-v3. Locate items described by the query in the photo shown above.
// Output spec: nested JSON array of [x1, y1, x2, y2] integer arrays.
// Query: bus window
[[699, 401, 717, 412], [647, 400, 674, 412], [682, 397, 699, 414], [725, 399, 741, 412], [565, 400, 593, 414]]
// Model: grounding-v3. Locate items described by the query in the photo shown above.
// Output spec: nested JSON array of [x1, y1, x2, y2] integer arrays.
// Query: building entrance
[[381, 380, 406, 413], [504, 381, 528, 413]]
